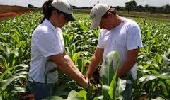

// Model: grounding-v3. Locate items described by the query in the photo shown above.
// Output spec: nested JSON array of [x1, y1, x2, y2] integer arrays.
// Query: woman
[[27, 0, 88, 99]]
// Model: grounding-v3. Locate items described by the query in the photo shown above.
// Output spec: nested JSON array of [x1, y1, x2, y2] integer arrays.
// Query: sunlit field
[[0, 10, 170, 99]]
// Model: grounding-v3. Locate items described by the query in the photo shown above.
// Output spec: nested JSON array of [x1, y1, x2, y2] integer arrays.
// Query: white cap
[[51, 0, 72, 14], [51, 0, 75, 21], [90, 4, 110, 29]]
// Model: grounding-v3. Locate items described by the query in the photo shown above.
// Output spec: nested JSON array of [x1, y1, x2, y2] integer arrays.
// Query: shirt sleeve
[[97, 29, 107, 48], [127, 24, 143, 50], [35, 31, 64, 57]]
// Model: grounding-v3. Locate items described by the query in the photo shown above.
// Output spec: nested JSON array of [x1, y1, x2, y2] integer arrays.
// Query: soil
[[0, 5, 33, 21]]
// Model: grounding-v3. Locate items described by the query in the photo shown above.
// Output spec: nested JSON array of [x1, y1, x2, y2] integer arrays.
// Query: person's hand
[[80, 75, 89, 88], [84, 76, 88, 82], [84, 76, 90, 88], [84, 76, 94, 89]]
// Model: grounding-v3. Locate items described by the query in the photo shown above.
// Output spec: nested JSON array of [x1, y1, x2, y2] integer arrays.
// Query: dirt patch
[[0, 5, 33, 21], [0, 12, 20, 20]]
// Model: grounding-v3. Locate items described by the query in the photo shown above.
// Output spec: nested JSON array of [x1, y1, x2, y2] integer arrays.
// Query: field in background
[[1, 5, 170, 21], [0, 8, 170, 99], [74, 9, 170, 21], [0, 5, 34, 20]]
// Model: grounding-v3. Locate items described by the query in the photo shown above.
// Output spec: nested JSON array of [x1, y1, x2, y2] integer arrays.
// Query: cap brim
[[91, 17, 101, 29], [67, 14, 75, 21]]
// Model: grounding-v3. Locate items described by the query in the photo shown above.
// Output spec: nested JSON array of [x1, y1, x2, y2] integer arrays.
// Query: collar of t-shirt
[[42, 19, 57, 32], [110, 17, 126, 32]]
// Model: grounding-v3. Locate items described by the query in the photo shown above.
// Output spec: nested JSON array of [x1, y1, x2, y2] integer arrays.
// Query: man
[[87, 4, 143, 100], [27, 0, 88, 99]]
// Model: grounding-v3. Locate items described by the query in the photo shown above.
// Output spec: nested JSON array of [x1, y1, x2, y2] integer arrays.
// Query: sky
[[0, 0, 170, 7]]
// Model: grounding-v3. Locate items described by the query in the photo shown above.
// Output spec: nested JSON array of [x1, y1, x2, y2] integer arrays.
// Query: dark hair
[[40, 0, 57, 23], [102, 7, 117, 18], [40, 0, 71, 24]]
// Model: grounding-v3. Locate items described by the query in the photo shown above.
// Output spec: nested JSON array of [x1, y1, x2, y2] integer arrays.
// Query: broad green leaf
[[67, 90, 84, 100]]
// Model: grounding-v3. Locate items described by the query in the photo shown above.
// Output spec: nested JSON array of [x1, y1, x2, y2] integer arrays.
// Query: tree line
[[28, 1, 170, 14], [121, 0, 170, 14]]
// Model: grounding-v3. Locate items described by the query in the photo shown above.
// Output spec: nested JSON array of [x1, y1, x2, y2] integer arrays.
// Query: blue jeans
[[27, 81, 55, 100], [122, 81, 133, 100]]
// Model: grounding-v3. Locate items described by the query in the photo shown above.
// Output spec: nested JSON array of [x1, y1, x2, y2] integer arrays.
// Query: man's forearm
[[87, 48, 104, 79], [117, 49, 138, 77], [87, 55, 101, 78], [117, 59, 136, 77]]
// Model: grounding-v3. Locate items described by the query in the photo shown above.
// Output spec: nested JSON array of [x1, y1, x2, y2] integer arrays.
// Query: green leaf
[[139, 75, 157, 83], [12, 86, 26, 93], [0, 74, 26, 92], [93, 95, 103, 100], [101, 51, 120, 85], [44, 96, 63, 100], [67, 90, 85, 100], [108, 72, 118, 100]]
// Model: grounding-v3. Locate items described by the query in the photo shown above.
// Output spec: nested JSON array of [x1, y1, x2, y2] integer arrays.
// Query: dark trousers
[[27, 81, 55, 100]]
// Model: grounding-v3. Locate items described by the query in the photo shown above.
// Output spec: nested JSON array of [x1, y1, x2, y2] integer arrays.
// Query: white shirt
[[28, 19, 64, 83], [97, 17, 143, 80]]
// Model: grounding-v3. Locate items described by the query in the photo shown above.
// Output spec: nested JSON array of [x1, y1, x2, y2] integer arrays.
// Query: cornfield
[[0, 11, 170, 100]]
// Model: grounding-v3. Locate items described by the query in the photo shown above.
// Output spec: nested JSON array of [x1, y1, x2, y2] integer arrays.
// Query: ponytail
[[40, 0, 54, 24]]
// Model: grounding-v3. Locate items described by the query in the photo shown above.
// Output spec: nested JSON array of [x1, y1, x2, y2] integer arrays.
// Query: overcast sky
[[0, 0, 170, 7]]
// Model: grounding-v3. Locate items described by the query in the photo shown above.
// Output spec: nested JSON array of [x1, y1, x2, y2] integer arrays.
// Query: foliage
[[125, 0, 137, 13], [0, 11, 170, 99], [28, 4, 34, 8]]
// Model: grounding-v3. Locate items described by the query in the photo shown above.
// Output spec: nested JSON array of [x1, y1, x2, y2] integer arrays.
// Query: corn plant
[[0, 10, 170, 100]]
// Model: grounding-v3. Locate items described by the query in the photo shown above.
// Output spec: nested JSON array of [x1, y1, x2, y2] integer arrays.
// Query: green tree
[[28, 4, 34, 8], [145, 4, 149, 12], [137, 5, 144, 12], [163, 4, 170, 13], [125, 0, 137, 14]]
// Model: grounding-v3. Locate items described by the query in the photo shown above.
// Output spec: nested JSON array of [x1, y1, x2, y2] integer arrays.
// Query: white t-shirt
[[97, 17, 143, 80], [28, 19, 64, 83]]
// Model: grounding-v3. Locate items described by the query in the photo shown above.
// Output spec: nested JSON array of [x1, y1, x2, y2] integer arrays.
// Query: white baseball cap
[[90, 4, 110, 29], [51, 0, 75, 21]]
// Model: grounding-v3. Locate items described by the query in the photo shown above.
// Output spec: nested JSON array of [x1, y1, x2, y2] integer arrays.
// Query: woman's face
[[58, 12, 69, 27], [51, 10, 68, 28]]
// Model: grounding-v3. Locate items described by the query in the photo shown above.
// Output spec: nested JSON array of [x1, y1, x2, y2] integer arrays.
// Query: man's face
[[99, 17, 109, 29], [99, 12, 116, 30]]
